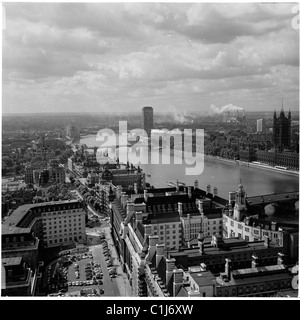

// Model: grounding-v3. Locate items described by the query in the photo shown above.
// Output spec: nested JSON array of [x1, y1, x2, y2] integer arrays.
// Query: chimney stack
[[206, 184, 211, 194], [213, 187, 218, 197], [166, 258, 176, 285], [135, 211, 143, 225], [156, 243, 165, 269], [134, 183, 138, 194], [277, 252, 284, 265], [271, 221, 277, 231], [144, 189, 148, 203], [146, 235, 159, 263], [144, 224, 152, 237], [178, 202, 183, 217], [225, 258, 232, 280], [194, 180, 199, 189], [251, 255, 259, 268], [173, 269, 184, 297], [200, 263, 207, 272], [198, 234, 204, 255], [188, 186, 192, 199]]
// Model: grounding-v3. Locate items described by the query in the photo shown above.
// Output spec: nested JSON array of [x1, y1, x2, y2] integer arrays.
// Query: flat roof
[[189, 270, 215, 287]]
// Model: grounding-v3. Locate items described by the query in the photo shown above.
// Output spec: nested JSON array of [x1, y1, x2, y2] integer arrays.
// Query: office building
[[142, 106, 154, 138]]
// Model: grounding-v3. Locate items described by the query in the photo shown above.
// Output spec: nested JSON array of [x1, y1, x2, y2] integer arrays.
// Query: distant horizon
[[2, 109, 299, 116]]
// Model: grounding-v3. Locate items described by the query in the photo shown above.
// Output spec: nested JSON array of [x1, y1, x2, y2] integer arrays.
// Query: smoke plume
[[210, 103, 244, 114]]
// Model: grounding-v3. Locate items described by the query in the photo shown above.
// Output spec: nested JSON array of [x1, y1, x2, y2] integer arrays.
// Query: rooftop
[[189, 270, 215, 287], [2, 199, 81, 234]]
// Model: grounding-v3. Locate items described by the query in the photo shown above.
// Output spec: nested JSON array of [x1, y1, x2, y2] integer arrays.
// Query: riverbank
[[204, 154, 299, 177]]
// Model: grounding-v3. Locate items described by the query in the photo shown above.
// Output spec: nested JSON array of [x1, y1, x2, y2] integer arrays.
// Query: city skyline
[[2, 2, 299, 114]]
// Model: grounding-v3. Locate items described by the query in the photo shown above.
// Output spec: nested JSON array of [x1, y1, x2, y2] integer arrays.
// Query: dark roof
[[170, 239, 277, 258], [143, 212, 181, 224], [134, 194, 196, 205]]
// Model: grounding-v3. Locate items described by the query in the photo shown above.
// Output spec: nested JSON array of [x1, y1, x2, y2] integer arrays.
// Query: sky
[[2, 1, 299, 115]]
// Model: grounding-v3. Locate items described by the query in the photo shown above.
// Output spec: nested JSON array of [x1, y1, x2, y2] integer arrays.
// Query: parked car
[[100, 289, 104, 294], [97, 280, 103, 285]]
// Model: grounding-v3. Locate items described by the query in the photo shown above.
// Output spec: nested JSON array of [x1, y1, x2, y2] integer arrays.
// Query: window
[[253, 229, 259, 235], [230, 221, 234, 227], [245, 227, 249, 232], [245, 235, 249, 241], [238, 224, 242, 229], [218, 291, 222, 297], [225, 290, 229, 296]]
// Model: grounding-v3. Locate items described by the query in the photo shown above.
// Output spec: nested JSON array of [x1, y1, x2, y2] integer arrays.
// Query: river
[[80, 134, 299, 199]]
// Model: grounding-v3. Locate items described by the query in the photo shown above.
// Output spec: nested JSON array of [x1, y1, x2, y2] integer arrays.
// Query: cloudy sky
[[2, 2, 299, 114]]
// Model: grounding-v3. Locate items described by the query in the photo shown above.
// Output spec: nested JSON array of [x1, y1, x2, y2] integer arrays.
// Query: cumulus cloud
[[2, 2, 299, 114]]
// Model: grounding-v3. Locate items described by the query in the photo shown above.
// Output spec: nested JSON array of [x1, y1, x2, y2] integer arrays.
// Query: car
[[72, 281, 76, 286], [75, 281, 80, 286], [78, 281, 83, 286], [109, 274, 116, 278], [100, 289, 104, 294], [97, 280, 103, 285], [93, 280, 98, 285]]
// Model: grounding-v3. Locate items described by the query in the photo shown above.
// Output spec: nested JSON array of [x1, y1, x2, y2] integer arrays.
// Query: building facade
[[273, 109, 291, 150]]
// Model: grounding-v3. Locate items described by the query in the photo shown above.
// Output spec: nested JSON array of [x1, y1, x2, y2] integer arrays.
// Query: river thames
[[80, 134, 299, 199]]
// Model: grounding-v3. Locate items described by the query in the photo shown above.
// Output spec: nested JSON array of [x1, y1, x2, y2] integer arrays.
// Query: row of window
[[229, 223, 280, 238], [45, 235, 83, 245], [217, 280, 290, 296], [153, 224, 178, 230]]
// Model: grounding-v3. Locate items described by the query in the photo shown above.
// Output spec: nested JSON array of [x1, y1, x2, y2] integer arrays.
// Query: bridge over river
[[246, 191, 299, 206]]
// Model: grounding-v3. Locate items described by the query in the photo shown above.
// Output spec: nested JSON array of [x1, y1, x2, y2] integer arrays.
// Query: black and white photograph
[[1, 0, 299, 303]]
